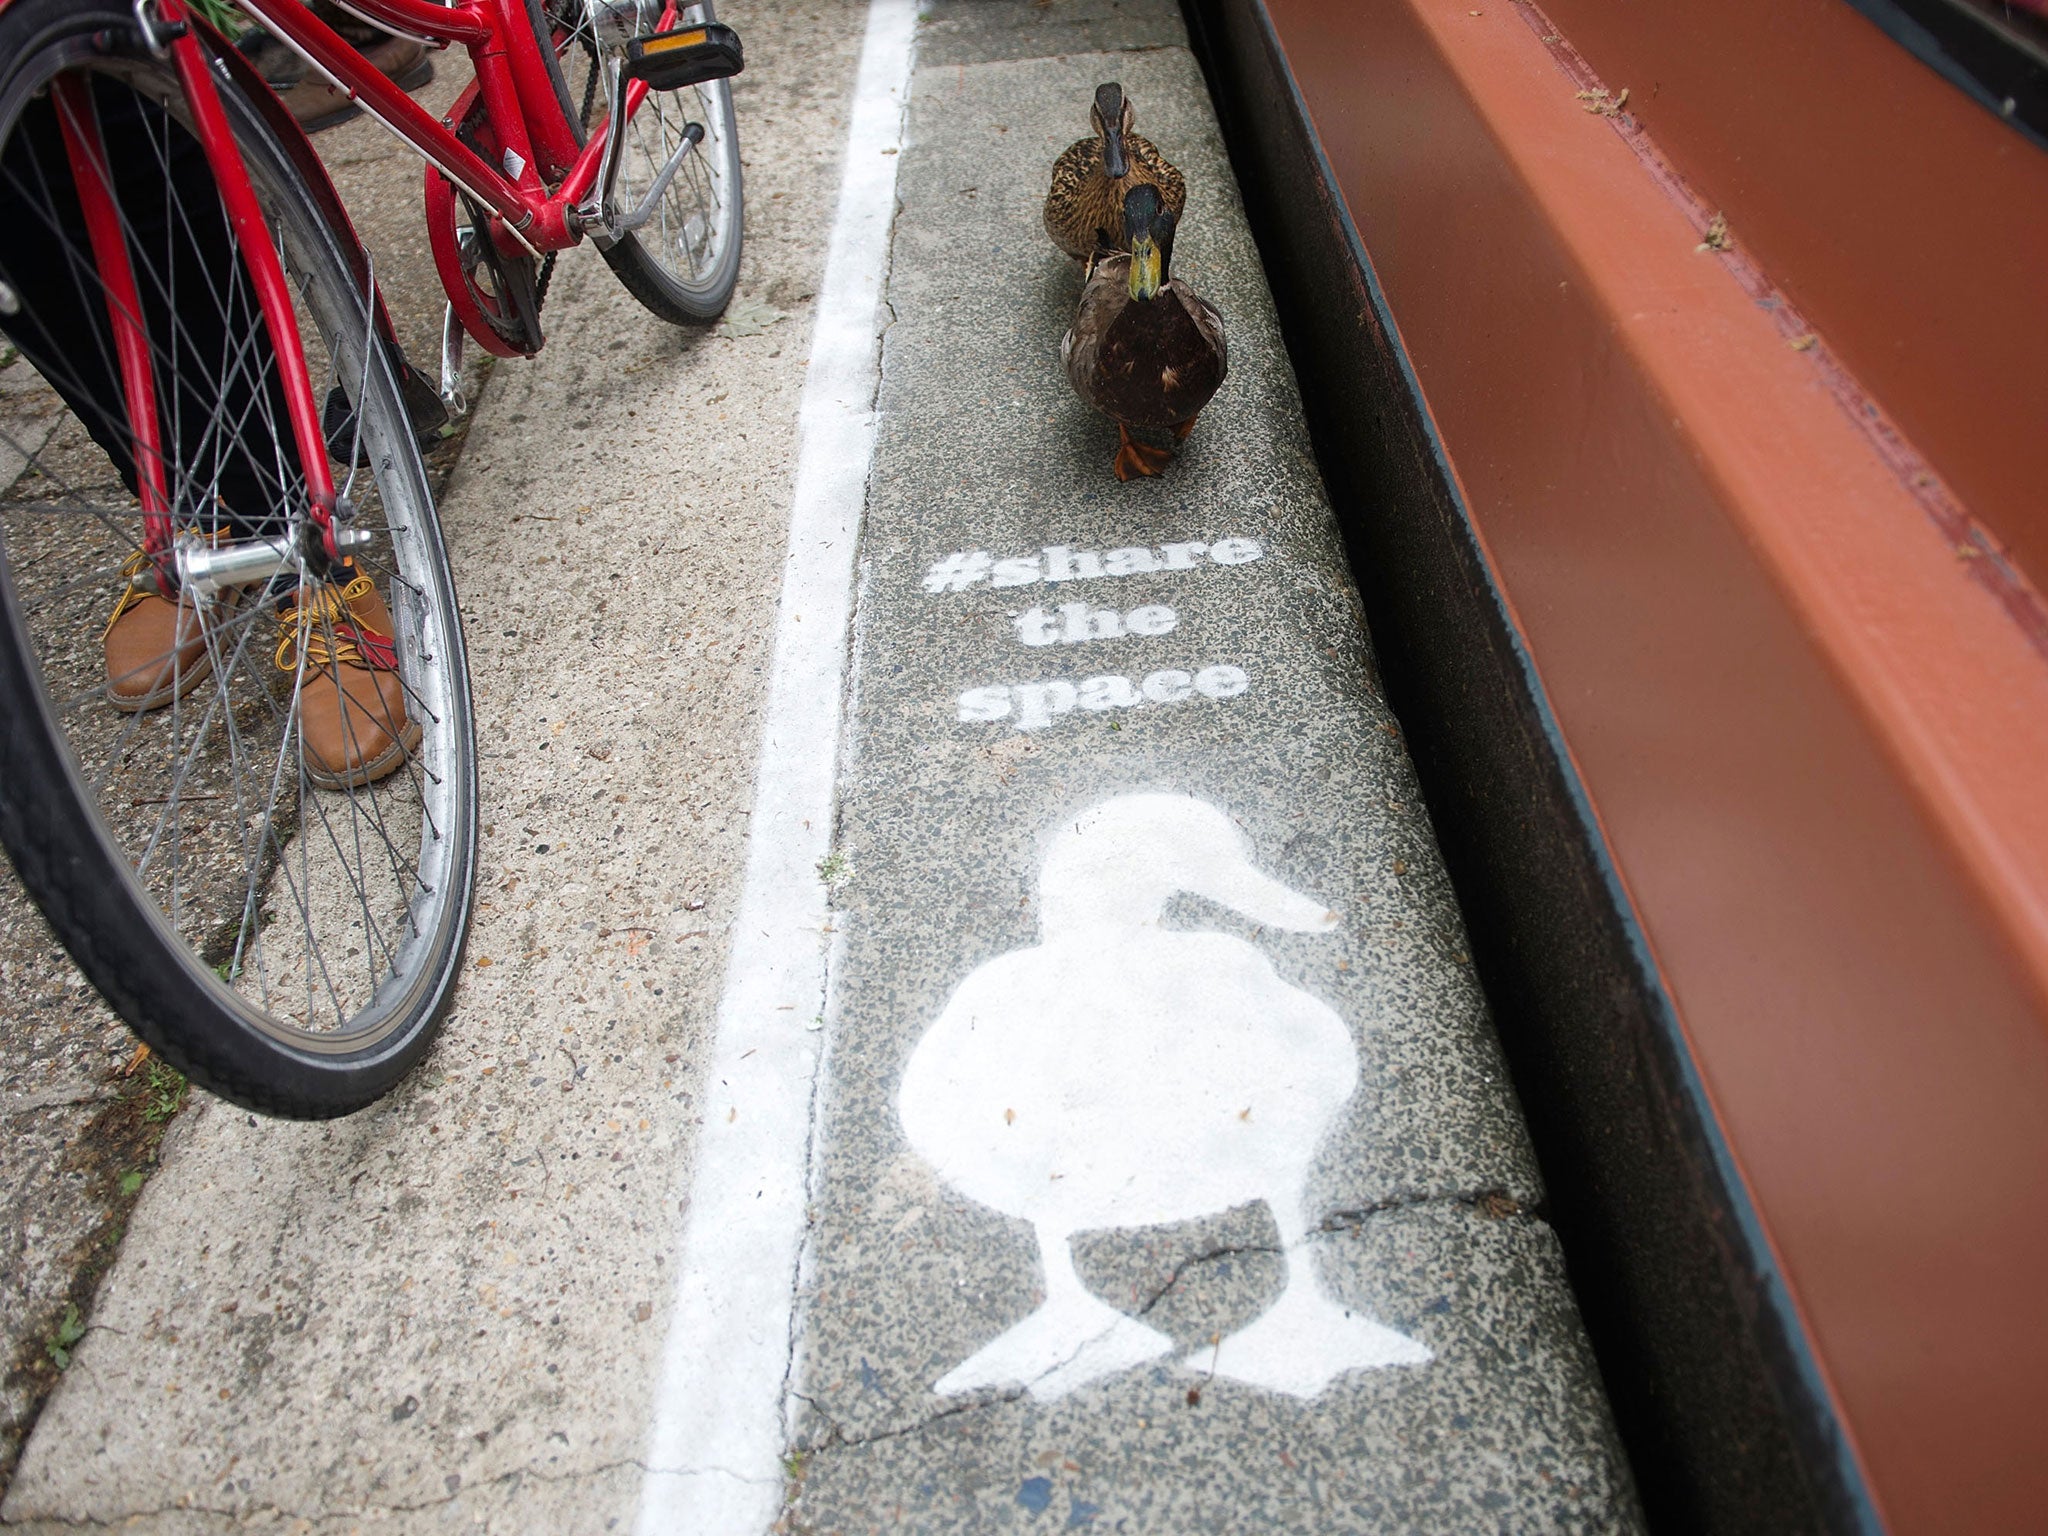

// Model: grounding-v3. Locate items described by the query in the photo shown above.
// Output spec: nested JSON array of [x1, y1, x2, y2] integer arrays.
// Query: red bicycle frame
[[50, 78, 174, 550], [55, 1, 344, 568], [235, 0, 670, 252], [52, 0, 671, 573]]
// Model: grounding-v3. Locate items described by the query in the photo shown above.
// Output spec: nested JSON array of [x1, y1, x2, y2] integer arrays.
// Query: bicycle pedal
[[622, 22, 743, 91]]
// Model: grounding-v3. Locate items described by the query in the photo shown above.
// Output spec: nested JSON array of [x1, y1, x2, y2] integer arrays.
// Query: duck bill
[[1128, 238, 1162, 300], [1188, 861, 1338, 933], [1101, 123, 1129, 180]]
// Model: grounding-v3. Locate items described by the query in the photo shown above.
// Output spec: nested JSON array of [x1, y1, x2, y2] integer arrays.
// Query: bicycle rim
[[537, 0, 744, 320], [0, 18, 475, 1111]]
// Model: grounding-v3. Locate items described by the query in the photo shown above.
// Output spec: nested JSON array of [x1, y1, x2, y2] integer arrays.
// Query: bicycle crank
[[425, 172, 547, 358], [423, 79, 548, 358]]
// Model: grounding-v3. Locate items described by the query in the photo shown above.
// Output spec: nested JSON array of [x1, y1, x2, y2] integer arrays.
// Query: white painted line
[[633, 2, 918, 1530]]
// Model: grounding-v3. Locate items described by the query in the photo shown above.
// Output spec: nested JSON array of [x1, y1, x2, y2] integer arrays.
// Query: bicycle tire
[[530, 0, 745, 322], [0, 1, 478, 1117]]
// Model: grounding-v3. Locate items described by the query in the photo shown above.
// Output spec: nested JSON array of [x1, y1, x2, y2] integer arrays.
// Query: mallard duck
[[1043, 82, 1186, 263], [1062, 183, 1227, 480]]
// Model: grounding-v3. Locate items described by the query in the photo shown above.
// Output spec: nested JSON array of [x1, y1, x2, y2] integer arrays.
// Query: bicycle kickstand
[[440, 302, 468, 419]]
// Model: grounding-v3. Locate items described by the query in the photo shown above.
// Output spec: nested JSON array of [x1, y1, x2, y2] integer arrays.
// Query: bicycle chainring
[[422, 81, 550, 358], [425, 172, 546, 358]]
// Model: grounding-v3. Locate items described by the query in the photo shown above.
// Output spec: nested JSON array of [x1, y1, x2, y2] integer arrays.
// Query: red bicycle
[[0, 0, 743, 1115]]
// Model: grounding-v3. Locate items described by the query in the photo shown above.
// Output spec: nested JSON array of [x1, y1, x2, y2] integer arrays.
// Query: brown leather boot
[[236, 4, 434, 134], [103, 555, 230, 713], [276, 571, 420, 789]]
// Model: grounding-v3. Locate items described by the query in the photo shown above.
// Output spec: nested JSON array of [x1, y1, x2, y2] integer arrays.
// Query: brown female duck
[[1043, 82, 1187, 263], [1063, 184, 1227, 480]]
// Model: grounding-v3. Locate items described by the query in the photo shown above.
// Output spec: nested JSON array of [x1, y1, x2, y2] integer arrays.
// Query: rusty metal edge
[[1174, 1, 1885, 1530]]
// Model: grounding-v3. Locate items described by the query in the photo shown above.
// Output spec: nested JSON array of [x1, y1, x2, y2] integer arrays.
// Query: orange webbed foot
[[1113, 422, 1174, 481]]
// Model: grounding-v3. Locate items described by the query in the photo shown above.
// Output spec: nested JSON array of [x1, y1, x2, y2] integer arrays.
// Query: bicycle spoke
[[0, 15, 473, 1107], [3, 151, 296, 517], [536, 0, 739, 311]]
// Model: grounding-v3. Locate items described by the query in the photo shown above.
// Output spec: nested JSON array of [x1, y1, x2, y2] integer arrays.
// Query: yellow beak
[[1128, 237, 1161, 301]]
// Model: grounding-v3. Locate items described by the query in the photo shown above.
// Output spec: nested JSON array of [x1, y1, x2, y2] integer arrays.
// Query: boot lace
[[275, 574, 397, 672]]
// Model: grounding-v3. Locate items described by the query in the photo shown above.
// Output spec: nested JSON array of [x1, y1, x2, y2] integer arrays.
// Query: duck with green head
[[1062, 183, 1227, 480]]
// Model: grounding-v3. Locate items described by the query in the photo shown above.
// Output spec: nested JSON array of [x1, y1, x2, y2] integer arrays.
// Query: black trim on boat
[[1841, 0, 2048, 150]]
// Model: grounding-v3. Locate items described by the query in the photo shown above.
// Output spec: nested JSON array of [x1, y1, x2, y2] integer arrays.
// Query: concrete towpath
[[750, 5, 1640, 1532], [1, 1, 1641, 1532]]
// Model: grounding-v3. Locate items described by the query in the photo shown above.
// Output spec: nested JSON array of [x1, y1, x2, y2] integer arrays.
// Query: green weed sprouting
[[142, 1060, 187, 1125], [46, 1305, 84, 1370]]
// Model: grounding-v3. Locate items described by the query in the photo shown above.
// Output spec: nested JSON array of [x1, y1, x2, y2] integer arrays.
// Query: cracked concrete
[[778, 3, 1639, 1531], [790, 1205, 1633, 1533], [4, 3, 1640, 1529], [0, 1455, 649, 1533]]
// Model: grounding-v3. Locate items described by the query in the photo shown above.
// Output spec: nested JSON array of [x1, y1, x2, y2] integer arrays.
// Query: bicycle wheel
[[533, 0, 744, 321], [0, 1, 478, 1117]]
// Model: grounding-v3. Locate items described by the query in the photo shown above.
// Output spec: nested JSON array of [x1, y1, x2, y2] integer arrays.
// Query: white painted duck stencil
[[898, 792, 1431, 1402]]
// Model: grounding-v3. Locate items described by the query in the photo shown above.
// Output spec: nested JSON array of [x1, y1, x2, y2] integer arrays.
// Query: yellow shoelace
[[102, 529, 235, 640], [101, 543, 176, 641], [274, 574, 391, 672]]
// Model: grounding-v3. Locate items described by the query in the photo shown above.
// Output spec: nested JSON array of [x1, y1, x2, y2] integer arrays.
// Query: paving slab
[[776, 12, 1640, 1534], [917, 0, 1188, 67]]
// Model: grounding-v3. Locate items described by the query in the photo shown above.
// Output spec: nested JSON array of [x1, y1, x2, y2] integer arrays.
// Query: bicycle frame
[[238, 0, 672, 253], [53, 1, 347, 572], [42, 0, 682, 582]]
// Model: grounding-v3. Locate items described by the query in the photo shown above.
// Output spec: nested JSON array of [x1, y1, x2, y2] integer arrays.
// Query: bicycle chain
[[580, 44, 601, 125], [535, 35, 604, 315], [449, 101, 555, 340], [531, 34, 605, 318]]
